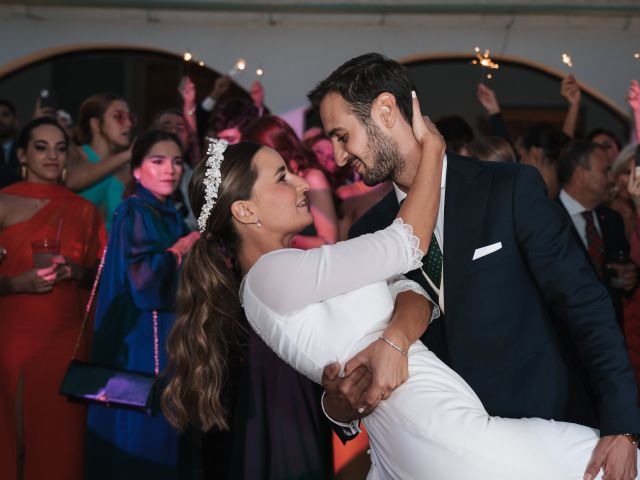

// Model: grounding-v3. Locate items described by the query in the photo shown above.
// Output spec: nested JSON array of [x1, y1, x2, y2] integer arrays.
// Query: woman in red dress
[[0, 117, 106, 480]]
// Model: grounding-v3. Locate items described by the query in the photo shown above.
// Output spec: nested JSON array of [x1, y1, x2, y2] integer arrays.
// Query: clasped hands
[[322, 328, 410, 422]]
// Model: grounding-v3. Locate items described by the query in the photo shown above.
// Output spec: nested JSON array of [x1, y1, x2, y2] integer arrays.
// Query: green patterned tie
[[424, 233, 442, 289]]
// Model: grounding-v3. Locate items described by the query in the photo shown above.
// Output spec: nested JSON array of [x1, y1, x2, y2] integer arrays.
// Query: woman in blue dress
[[85, 130, 200, 480]]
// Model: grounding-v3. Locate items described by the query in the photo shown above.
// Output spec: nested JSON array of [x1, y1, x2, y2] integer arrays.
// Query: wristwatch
[[623, 433, 639, 447]]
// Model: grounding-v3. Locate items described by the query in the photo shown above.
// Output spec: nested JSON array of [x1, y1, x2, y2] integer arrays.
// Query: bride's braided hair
[[161, 142, 261, 431]]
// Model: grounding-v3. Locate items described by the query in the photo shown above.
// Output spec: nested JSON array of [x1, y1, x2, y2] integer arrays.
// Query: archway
[[402, 52, 629, 142], [0, 44, 251, 129]]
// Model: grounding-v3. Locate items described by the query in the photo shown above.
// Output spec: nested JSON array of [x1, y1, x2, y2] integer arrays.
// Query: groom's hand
[[344, 333, 410, 413], [583, 434, 638, 480], [322, 362, 372, 422]]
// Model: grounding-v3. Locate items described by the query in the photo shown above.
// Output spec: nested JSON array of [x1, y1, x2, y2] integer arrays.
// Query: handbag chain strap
[[72, 245, 108, 359], [152, 310, 159, 375], [72, 245, 160, 376]]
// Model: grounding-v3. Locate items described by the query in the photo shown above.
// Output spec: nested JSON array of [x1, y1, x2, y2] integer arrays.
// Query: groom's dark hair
[[307, 53, 414, 125]]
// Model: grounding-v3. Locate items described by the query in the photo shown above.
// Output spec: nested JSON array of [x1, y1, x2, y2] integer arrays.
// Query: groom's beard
[[362, 120, 403, 187]]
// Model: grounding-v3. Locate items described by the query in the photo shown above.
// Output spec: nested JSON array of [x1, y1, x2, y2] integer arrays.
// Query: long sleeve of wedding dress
[[241, 219, 636, 480], [246, 218, 423, 315]]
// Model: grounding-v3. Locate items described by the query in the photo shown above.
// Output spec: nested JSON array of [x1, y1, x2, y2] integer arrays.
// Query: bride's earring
[[255, 218, 262, 228]]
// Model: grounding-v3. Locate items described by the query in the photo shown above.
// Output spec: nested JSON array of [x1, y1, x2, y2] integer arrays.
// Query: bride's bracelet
[[379, 334, 409, 357]]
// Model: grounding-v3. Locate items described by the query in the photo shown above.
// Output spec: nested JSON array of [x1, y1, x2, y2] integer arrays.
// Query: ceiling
[[2, 0, 640, 16]]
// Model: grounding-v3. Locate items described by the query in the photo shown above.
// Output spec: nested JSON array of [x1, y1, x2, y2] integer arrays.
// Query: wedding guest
[[197, 75, 231, 137], [519, 122, 570, 198], [0, 99, 19, 178], [152, 109, 190, 158], [435, 114, 473, 155], [336, 180, 393, 241], [629, 80, 640, 142], [611, 144, 640, 397], [244, 115, 338, 248], [176, 76, 201, 166], [69, 93, 135, 231], [0, 117, 106, 480], [208, 97, 258, 144], [557, 141, 636, 327], [609, 144, 640, 241], [85, 130, 199, 480], [588, 127, 622, 164], [250, 80, 270, 117], [466, 136, 516, 163], [476, 83, 513, 145], [303, 128, 353, 187], [151, 107, 197, 230]]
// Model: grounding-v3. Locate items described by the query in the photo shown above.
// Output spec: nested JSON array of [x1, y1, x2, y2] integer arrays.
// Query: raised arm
[[628, 80, 640, 143], [395, 92, 445, 253], [65, 146, 132, 192], [179, 76, 202, 163], [561, 75, 581, 139]]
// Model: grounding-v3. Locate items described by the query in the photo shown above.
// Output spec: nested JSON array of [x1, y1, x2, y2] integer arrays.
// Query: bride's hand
[[411, 91, 445, 154], [344, 331, 409, 414]]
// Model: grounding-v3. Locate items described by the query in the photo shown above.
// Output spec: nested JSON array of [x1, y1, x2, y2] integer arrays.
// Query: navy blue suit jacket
[[350, 153, 640, 435]]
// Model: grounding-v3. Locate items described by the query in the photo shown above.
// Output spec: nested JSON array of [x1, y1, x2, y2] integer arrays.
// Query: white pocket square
[[472, 242, 502, 260]]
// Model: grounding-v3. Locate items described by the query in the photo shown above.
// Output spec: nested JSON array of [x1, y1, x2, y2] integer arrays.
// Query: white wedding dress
[[240, 219, 635, 480]]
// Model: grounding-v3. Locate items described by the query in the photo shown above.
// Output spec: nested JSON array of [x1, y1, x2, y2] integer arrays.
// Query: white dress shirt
[[393, 154, 448, 312], [558, 189, 602, 249]]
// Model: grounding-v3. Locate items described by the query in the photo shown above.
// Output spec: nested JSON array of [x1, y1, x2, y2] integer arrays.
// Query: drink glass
[[31, 239, 59, 268]]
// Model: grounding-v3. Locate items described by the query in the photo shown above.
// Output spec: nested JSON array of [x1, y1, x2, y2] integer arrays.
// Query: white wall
[[1, 5, 639, 116]]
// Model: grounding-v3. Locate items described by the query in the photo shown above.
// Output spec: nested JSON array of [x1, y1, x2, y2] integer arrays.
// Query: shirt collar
[[393, 153, 448, 204], [559, 189, 589, 216]]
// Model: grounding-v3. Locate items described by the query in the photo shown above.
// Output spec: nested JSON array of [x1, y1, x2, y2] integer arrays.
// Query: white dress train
[[240, 219, 637, 479]]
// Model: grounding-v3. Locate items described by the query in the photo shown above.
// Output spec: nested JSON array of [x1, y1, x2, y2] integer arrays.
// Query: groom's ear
[[371, 92, 398, 130]]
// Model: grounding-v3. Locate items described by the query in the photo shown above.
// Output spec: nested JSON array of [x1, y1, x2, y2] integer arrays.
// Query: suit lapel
[[443, 154, 493, 315]]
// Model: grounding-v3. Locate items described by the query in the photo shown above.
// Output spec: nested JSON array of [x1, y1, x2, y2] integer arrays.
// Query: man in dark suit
[[308, 53, 640, 478], [557, 140, 637, 327]]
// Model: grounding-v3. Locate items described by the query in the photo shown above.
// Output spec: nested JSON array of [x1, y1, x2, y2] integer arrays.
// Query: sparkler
[[229, 58, 247, 77], [182, 51, 193, 76], [471, 47, 499, 82], [561, 53, 573, 69], [256, 68, 264, 77]]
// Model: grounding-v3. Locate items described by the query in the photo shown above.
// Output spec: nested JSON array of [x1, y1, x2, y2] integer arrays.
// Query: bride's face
[[249, 147, 313, 236]]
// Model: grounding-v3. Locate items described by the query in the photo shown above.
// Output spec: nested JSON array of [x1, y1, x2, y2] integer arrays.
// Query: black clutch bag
[[59, 245, 161, 416], [60, 360, 159, 415]]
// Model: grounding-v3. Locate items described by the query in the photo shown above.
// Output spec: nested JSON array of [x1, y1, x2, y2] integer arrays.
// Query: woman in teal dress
[[70, 93, 135, 232], [85, 130, 199, 480]]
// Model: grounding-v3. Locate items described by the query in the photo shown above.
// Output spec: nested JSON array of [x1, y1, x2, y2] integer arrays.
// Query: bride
[[162, 95, 636, 479]]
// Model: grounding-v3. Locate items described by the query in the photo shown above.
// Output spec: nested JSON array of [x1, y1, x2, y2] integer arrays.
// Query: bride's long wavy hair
[[161, 141, 262, 431]]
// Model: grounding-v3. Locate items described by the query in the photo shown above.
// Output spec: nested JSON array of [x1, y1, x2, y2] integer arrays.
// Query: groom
[[308, 53, 640, 478]]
